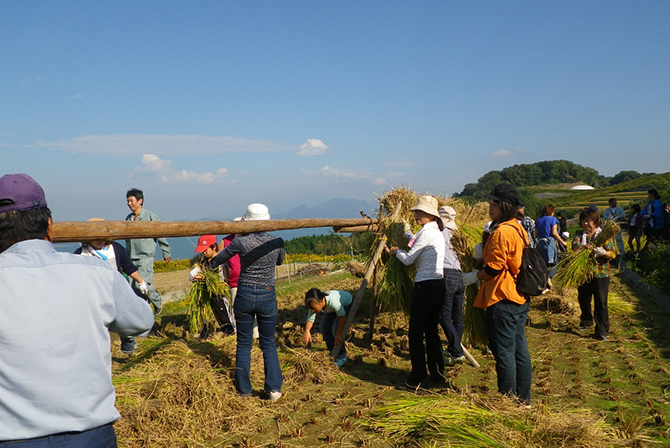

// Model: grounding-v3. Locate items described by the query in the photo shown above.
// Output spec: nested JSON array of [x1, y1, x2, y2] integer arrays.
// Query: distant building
[[569, 185, 595, 191]]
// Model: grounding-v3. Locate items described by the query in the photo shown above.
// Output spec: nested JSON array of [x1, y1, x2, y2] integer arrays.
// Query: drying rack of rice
[[367, 186, 489, 347]]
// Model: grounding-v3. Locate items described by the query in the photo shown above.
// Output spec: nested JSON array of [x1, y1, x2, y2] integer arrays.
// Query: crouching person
[[0, 174, 154, 446], [302, 288, 353, 368], [189, 235, 236, 336]]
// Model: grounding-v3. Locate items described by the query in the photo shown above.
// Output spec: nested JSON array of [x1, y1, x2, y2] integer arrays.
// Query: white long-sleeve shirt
[[395, 221, 444, 282]]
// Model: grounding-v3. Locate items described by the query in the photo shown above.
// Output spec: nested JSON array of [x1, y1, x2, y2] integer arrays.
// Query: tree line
[[455, 160, 653, 202], [283, 233, 373, 256]]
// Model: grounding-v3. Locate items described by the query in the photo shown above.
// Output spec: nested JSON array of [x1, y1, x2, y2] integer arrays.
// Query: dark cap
[[0, 174, 48, 214], [487, 183, 521, 207]]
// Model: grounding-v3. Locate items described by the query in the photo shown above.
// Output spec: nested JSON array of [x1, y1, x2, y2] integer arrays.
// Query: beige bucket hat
[[410, 196, 440, 219]]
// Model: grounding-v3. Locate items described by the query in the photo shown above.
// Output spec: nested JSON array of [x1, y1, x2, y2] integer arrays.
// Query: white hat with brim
[[243, 203, 271, 221], [439, 206, 458, 231], [410, 196, 441, 220]]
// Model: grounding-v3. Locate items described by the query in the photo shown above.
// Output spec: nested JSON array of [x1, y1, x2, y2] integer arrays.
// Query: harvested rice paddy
[[112, 268, 670, 447]]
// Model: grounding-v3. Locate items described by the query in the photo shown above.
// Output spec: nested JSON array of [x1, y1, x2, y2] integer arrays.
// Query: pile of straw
[[114, 338, 257, 447], [367, 394, 624, 447], [553, 220, 620, 291]]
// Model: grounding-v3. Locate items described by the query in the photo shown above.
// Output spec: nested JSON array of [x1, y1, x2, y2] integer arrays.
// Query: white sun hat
[[243, 203, 271, 221]]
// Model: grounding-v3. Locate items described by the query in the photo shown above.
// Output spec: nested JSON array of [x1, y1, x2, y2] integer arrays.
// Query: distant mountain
[[273, 198, 377, 220]]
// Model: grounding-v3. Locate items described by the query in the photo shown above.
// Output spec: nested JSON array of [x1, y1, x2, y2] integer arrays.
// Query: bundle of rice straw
[[183, 265, 229, 333], [451, 229, 487, 347], [552, 219, 620, 291], [372, 187, 420, 314]]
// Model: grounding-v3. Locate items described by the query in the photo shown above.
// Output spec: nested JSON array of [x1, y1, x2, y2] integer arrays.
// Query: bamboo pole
[[461, 344, 480, 368], [51, 218, 379, 243], [331, 202, 401, 358]]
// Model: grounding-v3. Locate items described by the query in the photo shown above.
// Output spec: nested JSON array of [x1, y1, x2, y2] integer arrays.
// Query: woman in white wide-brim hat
[[211, 203, 285, 401], [389, 195, 446, 388]]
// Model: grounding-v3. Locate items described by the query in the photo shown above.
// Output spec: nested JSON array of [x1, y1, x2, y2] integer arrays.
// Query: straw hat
[[410, 196, 440, 219], [243, 203, 271, 221], [439, 206, 458, 231]]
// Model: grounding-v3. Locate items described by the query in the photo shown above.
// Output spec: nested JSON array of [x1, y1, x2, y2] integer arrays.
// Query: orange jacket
[[474, 219, 526, 309]]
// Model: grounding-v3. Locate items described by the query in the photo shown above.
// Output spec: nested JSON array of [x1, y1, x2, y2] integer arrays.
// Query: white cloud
[[140, 154, 228, 184], [372, 178, 386, 185], [492, 149, 513, 157], [297, 138, 329, 157], [72, 94, 84, 99], [388, 171, 404, 177], [36, 134, 295, 156]]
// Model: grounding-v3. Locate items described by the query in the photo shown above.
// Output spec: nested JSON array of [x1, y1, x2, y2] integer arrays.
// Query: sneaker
[[444, 354, 465, 366], [268, 391, 282, 402], [594, 334, 608, 342], [335, 358, 348, 368], [154, 303, 163, 316]]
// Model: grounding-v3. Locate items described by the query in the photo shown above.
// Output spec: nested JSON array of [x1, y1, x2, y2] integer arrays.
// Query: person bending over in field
[[302, 288, 353, 368]]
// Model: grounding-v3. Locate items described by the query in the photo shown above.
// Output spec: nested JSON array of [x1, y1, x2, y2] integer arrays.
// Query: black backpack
[[505, 224, 548, 297]]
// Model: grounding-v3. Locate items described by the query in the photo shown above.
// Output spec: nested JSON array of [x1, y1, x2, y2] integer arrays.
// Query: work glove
[[137, 281, 149, 295], [403, 220, 411, 234], [189, 266, 201, 282], [593, 247, 607, 257], [462, 270, 479, 287]]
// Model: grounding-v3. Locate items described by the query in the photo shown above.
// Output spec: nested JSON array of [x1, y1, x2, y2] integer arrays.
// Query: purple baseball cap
[[0, 174, 48, 214]]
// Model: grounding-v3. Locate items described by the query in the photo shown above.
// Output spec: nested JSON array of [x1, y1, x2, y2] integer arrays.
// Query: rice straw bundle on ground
[[183, 265, 229, 334], [367, 393, 623, 447], [553, 220, 620, 291], [452, 228, 487, 347]]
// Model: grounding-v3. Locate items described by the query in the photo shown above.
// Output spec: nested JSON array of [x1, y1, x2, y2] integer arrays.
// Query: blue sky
[[2, 1, 669, 222]]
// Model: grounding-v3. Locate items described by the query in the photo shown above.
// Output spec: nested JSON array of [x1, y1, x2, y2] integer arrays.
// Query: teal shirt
[[125, 208, 171, 260], [306, 290, 353, 324]]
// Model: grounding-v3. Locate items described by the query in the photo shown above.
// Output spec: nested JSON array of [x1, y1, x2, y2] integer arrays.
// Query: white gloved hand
[[593, 247, 607, 257], [189, 266, 201, 282], [403, 220, 411, 233], [137, 281, 149, 295], [462, 271, 479, 287]]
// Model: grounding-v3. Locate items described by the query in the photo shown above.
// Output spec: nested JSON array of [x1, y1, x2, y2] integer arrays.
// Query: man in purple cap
[[0, 174, 154, 447]]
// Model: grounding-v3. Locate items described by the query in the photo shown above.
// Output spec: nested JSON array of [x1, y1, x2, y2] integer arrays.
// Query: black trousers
[[408, 278, 446, 384], [577, 276, 610, 338]]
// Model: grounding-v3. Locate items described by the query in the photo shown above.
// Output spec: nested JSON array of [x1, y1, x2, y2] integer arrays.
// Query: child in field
[[302, 288, 353, 367]]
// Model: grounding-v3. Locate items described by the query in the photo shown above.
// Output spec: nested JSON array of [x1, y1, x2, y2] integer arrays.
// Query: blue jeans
[[439, 269, 465, 358], [234, 285, 283, 395], [319, 304, 352, 361], [0, 424, 116, 447], [486, 300, 532, 404], [537, 238, 558, 279]]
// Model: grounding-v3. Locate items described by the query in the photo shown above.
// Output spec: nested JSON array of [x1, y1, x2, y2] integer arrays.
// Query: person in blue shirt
[[535, 204, 566, 283], [643, 189, 664, 247], [302, 288, 353, 368]]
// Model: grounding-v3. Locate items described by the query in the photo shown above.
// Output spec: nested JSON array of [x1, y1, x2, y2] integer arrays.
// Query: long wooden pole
[[330, 237, 387, 358], [333, 224, 378, 233], [51, 218, 379, 243]]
